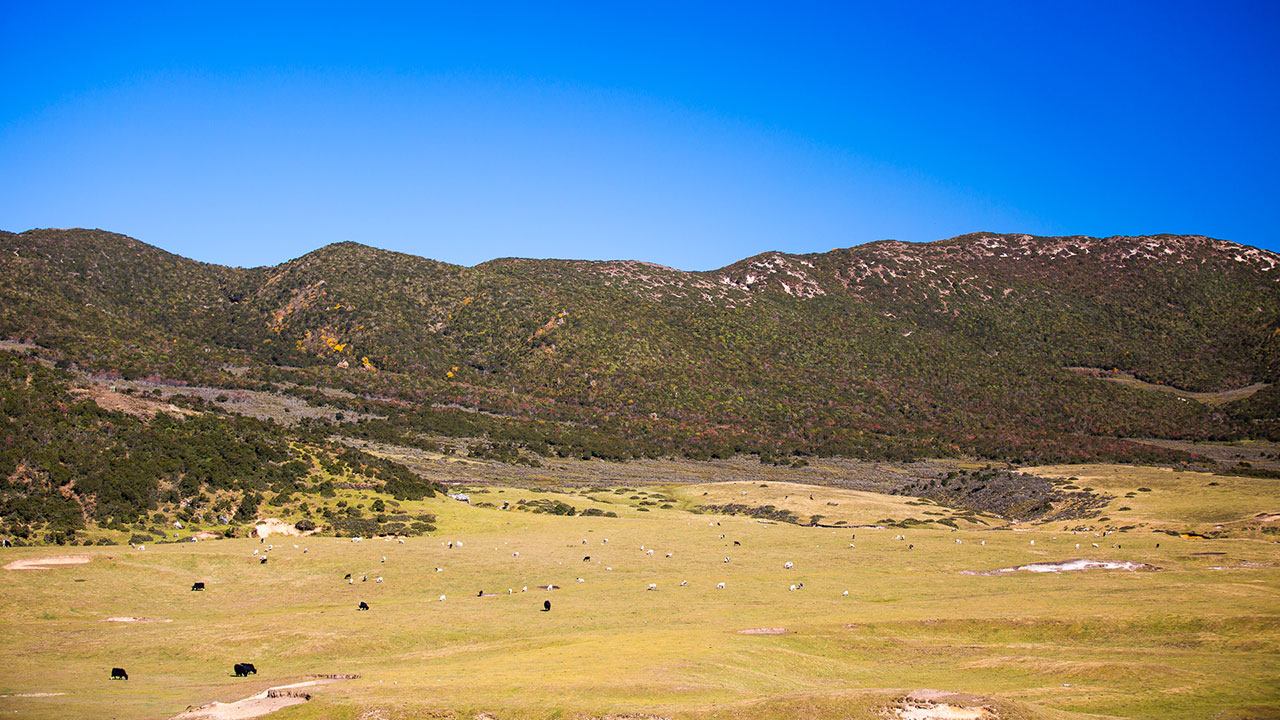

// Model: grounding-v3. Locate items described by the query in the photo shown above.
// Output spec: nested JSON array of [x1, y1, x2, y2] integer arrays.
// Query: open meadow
[[1, 467, 1277, 720]]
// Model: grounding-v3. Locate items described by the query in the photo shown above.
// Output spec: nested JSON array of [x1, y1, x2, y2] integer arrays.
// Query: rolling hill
[[0, 228, 1276, 543]]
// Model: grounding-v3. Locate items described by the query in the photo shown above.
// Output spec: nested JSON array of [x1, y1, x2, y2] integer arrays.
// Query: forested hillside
[[0, 228, 1276, 543]]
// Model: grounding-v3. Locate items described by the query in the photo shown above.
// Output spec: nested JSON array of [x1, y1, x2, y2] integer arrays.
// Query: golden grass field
[[1, 467, 1277, 720]]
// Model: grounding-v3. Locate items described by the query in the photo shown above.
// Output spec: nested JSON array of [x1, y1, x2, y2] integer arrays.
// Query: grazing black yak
[[358, 601, 370, 610], [111, 667, 128, 680], [543, 600, 551, 612], [191, 582, 205, 591], [233, 663, 257, 676]]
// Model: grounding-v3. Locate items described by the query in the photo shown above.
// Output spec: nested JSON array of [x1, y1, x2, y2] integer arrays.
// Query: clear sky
[[1, 2, 1277, 269]]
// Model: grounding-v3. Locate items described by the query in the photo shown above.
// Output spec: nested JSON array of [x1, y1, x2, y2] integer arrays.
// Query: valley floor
[[0, 465, 1277, 720]]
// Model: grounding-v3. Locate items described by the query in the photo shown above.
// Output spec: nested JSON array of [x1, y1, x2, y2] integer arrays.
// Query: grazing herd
[[104, 493, 1141, 686]]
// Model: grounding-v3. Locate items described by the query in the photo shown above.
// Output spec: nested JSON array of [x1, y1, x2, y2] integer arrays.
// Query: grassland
[[1, 466, 1277, 720]]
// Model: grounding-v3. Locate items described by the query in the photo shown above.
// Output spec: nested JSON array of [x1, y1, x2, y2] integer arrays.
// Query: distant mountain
[[2, 228, 1277, 461]]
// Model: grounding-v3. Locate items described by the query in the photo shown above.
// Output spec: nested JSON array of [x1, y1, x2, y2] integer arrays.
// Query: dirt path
[[172, 678, 344, 720], [1066, 367, 1270, 406], [3, 555, 91, 570]]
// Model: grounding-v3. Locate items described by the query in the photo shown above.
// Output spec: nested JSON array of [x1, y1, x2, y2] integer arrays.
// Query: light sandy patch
[[172, 679, 342, 720], [960, 558, 1160, 576], [897, 703, 993, 720], [2, 692, 67, 697], [254, 519, 300, 538], [69, 384, 198, 419], [895, 691, 996, 720], [737, 627, 789, 635], [103, 616, 171, 623], [194, 531, 221, 540], [4, 555, 91, 570]]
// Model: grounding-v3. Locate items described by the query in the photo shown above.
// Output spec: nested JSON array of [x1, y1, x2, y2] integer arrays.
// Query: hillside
[[0, 228, 1277, 543]]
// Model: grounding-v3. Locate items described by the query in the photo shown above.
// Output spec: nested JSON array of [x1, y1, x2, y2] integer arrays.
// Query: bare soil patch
[[960, 559, 1161, 576], [103, 616, 171, 623], [172, 678, 346, 720], [3, 555, 91, 570], [254, 519, 301, 538], [69, 384, 199, 419], [737, 627, 789, 635], [893, 691, 996, 720]]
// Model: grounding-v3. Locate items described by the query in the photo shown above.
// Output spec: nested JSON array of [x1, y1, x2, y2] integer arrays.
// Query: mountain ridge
[[1, 227, 1276, 459]]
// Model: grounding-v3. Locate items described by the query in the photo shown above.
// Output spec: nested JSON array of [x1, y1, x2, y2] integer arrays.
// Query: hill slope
[[0, 228, 1277, 542]]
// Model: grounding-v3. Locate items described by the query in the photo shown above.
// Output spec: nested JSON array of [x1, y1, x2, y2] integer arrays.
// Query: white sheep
[[724, 557, 730, 563], [783, 561, 794, 569], [577, 577, 585, 583], [788, 584, 797, 591], [439, 594, 446, 602], [680, 580, 688, 586], [647, 583, 657, 591], [665, 552, 673, 558], [375, 577, 383, 583], [842, 590, 849, 596], [716, 582, 726, 589]]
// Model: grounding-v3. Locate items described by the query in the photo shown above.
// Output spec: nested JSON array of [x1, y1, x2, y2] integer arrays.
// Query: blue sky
[[1, 2, 1277, 269]]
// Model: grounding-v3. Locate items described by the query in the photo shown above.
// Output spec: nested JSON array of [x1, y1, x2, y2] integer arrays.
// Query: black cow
[[233, 663, 257, 677], [582, 556, 590, 562], [542, 600, 551, 612], [111, 667, 128, 680], [358, 601, 369, 610], [191, 582, 205, 591], [733, 541, 741, 546], [343, 573, 351, 579]]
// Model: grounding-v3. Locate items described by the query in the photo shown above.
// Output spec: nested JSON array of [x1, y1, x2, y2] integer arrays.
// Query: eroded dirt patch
[[960, 559, 1161, 576], [893, 690, 997, 719], [103, 616, 171, 623], [737, 627, 789, 635], [255, 519, 301, 538], [172, 678, 348, 720], [4, 555, 91, 570]]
